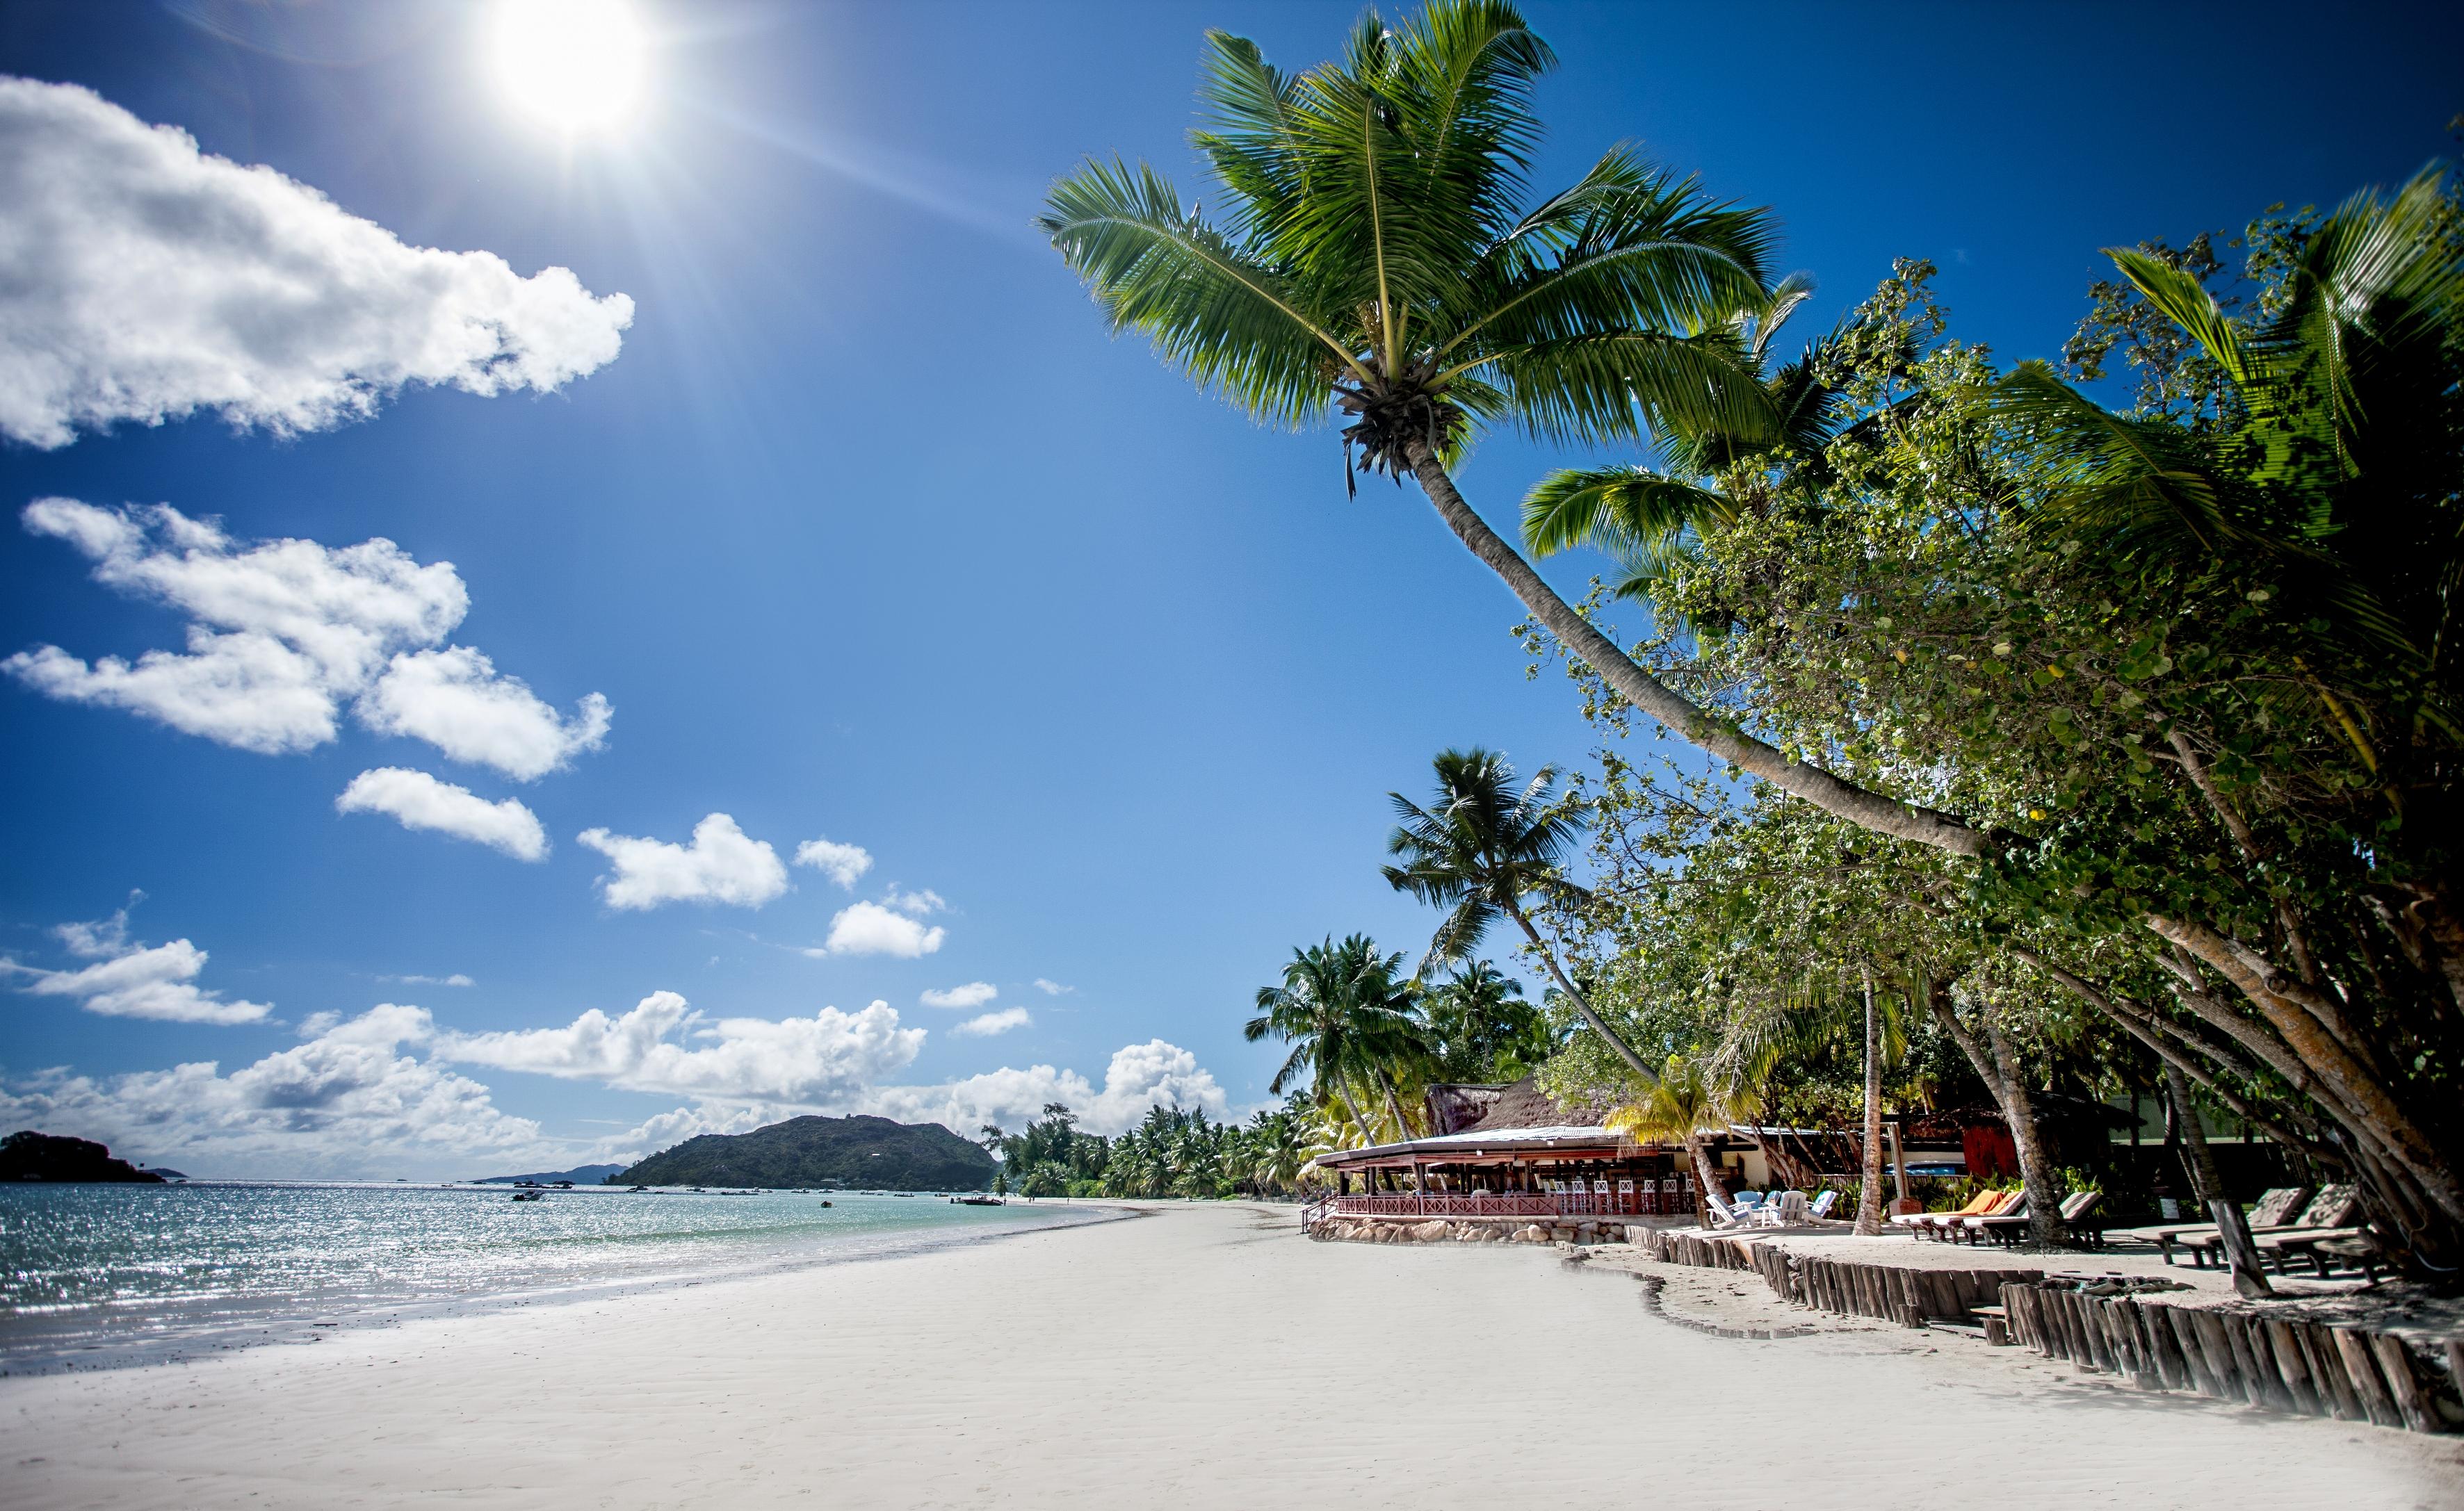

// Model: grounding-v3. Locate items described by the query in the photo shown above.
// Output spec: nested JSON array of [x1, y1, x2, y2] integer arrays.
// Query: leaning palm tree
[[1605, 1055, 1760, 1218], [1385, 746, 1655, 1082], [1039, 0, 1986, 858]]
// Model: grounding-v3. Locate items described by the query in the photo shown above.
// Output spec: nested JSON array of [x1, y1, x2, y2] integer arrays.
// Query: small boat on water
[[951, 1194, 1004, 1206], [510, 1189, 544, 1202]]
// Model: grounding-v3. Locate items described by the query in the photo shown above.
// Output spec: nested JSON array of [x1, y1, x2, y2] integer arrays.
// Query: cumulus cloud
[[4, 499, 609, 776], [1032, 979, 1073, 996], [359, 647, 609, 781], [2, 904, 269, 1024], [864, 1039, 1227, 1136], [818, 901, 946, 958], [791, 837, 872, 890], [918, 981, 997, 1010], [0, 77, 632, 450], [435, 990, 925, 1105], [951, 1007, 1030, 1038], [0, 1004, 546, 1178], [337, 767, 547, 860], [577, 813, 787, 910]]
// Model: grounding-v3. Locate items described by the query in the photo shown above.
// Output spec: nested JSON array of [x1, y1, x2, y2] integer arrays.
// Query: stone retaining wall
[[1306, 1216, 1648, 1246]]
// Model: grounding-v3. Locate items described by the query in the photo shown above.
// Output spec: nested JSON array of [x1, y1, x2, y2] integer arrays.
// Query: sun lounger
[[1931, 1189, 2022, 1243], [1703, 1191, 1748, 1230], [1894, 1187, 2003, 1239], [1968, 1189, 2101, 1248], [1806, 1189, 1838, 1220], [2110, 1186, 2313, 1261], [2173, 1186, 2360, 1268], [2257, 1225, 2369, 1275], [1950, 1190, 2029, 1245]]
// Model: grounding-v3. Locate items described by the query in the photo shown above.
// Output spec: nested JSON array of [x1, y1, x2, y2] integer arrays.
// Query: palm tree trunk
[[1502, 901, 1658, 1086], [1683, 1132, 1726, 1221], [1334, 1085, 1378, 1149], [1402, 442, 1990, 858], [1922, 977, 2059, 1250], [2163, 1059, 2273, 1298], [1375, 1070, 1416, 1141], [1855, 965, 1885, 1235], [1983, 1019, 2065, 1250]]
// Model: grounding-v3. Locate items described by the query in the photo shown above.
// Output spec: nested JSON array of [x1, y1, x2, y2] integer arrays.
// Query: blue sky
[[1, 0, 2454, 1177]]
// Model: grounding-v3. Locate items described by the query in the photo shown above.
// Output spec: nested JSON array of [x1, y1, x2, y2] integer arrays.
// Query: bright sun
[[492, 0, 649, 133]]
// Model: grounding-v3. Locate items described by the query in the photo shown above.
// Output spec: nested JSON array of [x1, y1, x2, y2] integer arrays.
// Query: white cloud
[[577, 813, 787, 910], [819, 900, 945, 958], [863, 1039, 1227, 1136], [791, 837, 872, 889], [360, 647, 609, 780], [382, 972, 474, 988], [337, 767, 547, 860], [435, 990, 925, 1105], [918, 981, 997, 1010], [884, 886, 945, 917], [0, 1004, 546, 1178], [4, 499, 609, 776], [0, 77, 632, 450], [951, 1007, 1030, 1038], [1032, 978, 1073, 996], [2, 904, 269, 1024]]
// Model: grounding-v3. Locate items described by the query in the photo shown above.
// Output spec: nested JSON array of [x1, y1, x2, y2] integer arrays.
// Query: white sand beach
[[6, 1204, 2458, 1511]]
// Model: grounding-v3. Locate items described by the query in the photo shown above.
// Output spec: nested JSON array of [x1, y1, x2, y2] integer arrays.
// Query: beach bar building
[[1308, 1078, 1707, 1223]]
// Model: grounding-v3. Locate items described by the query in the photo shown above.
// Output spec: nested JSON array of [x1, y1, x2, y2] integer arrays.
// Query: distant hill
[[2, 1130, 165, 1183], [614, 1115, 994, 1191], [470, 1163, 627, 1186]]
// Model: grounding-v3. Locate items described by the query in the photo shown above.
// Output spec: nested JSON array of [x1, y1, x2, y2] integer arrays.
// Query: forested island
[[1, 1130, 165, 1183], [612, 1115, 995, 1190]]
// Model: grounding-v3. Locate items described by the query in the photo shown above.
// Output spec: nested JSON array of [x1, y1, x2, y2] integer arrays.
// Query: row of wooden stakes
[[1997, 1280, 2458, 1435], [1637, 1228, 2460, 1436]]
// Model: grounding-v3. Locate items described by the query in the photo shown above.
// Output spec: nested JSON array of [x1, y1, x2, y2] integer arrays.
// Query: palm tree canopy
[[1384, 746, 1588, 972], [1038, 0, 1780, 484], [1994, 168, 2464, 721], [1245, 933, 1430, 1102], [1605, 1055, 1760, 1144], [1518, 272, 1866, 603]]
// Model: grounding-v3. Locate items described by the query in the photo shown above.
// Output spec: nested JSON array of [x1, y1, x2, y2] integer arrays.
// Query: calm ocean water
[[0, 1182, 1104, 1371]]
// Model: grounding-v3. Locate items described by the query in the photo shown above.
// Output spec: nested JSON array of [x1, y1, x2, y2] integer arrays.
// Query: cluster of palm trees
[[1244, 749, 1578, 1152], [984, 1100, 1320, 1200]]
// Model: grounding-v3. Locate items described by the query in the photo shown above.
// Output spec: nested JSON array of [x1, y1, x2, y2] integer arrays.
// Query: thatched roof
[[1464, 1076, 1621, 1135]]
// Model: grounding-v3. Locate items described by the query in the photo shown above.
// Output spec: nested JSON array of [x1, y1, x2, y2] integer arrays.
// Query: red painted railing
[[1329, 1189, 1689, 1220]]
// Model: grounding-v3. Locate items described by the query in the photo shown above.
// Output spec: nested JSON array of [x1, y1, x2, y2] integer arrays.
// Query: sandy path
[[4, 1204, 2457, 1510]]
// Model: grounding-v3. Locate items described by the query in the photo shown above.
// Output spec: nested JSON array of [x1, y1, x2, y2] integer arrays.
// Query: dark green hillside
[[613, 1115, 994, 1190], [1, 1130, 165, 1183]]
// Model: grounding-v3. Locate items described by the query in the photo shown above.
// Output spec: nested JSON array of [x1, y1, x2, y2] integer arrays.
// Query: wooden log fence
[[1999, 1280, 2455, 1435], [1635, 1227, 2457, 1435]]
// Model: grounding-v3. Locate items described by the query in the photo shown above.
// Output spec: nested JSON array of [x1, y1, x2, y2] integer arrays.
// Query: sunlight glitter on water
[[0, 1183, 1092, 1368]]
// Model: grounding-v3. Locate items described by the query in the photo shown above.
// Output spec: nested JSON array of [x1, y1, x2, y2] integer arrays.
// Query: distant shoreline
[[0, 1186, 1133, 1378]]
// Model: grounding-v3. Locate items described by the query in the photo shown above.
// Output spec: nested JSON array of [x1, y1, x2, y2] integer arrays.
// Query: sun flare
[[491, 0, 649, 133]]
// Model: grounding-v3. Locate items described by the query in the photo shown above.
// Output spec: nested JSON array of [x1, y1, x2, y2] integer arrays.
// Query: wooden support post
[[2332, 1328, 2403, 1428], [2262, 1320, 2320, 1416], [2163, 1307, 2221, 1398], [2227, 1316, 2289, 1411], [2368, 1334, 2439, 1435], [2299, 1321, 2362, 1422], [2189, 1310, 2246, 1403]]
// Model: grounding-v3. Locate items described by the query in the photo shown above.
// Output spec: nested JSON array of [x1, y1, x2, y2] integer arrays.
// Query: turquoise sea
[[0, 1183, 1103, 1372]]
